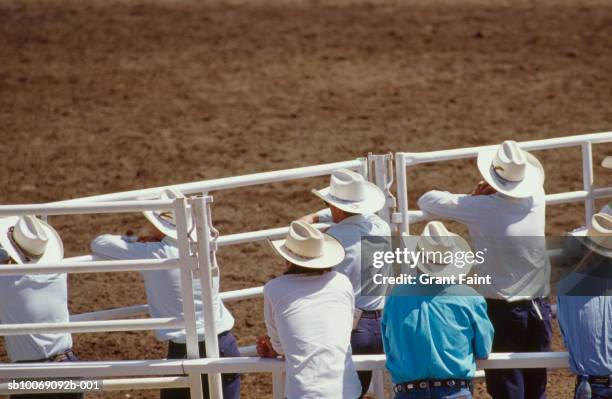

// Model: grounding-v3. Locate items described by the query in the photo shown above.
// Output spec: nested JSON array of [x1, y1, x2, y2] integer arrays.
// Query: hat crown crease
[[591, 213, 612, 235], [586, 213, 612, 250], [14, 215, 49, 256], [285, 221, 323, 258], [329, 169, 366, 201], [421, 221, 454, 250], [493, 140, 527, 182]]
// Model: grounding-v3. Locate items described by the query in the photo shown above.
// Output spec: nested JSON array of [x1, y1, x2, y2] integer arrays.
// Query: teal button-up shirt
[[381, 283, 494, 384]]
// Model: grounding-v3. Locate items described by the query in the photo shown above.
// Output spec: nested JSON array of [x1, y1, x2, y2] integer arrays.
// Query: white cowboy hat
[[477, 140, 544, 198], [407, 221, 474, 279], [0, 215, 64, 264], [142, 188, 194, 240], [312, 169, 385, 214], [574, 213, 612, 257], [602, 157, 612, 169], [269, 221, 345, 269]]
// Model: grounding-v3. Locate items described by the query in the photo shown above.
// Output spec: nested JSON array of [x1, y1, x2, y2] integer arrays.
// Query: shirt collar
[[162, 236, 178, 246], [337, 213, 368, 226]]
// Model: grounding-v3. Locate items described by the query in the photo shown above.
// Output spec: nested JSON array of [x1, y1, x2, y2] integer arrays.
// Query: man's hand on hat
[[471, 181, 497, 196], [298, 213, 319, 224], [256, 335, 278, 358]]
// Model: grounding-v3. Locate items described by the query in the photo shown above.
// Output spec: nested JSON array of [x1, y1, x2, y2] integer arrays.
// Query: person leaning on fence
[[300, 168, 391, 397], [567, 157, 612, 256], [382, 221, 494, 399], [557, 213, 612, 399], [0, 216, 83, 399], [417, 140, 552, 399], [256, 221, 362, 399], [89, 188, 240, 399]]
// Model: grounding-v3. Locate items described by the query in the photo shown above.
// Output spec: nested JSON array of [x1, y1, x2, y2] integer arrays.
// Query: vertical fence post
[[582, 141, 595, 226], [395, 153, 410, 235], [192, 196, 224, 399], [371, 370, 385, 399], [272, 370, 285, 399], [358, 157, 369, 179], [174, 198, 205, 399], [370, 154, 394, 226]]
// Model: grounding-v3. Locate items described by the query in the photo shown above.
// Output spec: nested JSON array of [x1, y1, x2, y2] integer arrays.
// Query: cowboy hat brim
[[269, 233, 345, 269], [571, 228, 612, 258], [477, 149, 545, 199], [602, 156, 612, 169], [0, 216, 64, 264], [142, 210, 195, 241], [405, 233, 474, 279], [311, 181, 386, 215]]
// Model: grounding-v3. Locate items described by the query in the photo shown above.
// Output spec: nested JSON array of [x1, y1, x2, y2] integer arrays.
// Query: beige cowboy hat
[[477, 140, 545, 198], [602, 157, 612, 169], [269, 221, 345, 269], [142, 188, 195, 240], [574, 213, 612, 257], [312, 169, 385, 214], [407, 221, 474, 279], [0, 215, 64, 264]]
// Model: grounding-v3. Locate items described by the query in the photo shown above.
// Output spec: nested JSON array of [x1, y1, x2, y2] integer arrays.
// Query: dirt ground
[[1, 0, 612, 397]]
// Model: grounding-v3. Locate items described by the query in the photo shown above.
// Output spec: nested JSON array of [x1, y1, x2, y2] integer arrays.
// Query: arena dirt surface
[[1, 0, 612, 397]]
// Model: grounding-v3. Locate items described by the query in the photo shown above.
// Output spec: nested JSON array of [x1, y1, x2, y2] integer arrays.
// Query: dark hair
[[284, 264, 332, 275], [329, 204, 359, 218]]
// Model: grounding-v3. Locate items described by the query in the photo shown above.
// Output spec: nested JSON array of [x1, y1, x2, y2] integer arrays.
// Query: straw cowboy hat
[[574, 213, 612, 257], [312, 169, 385, 214], [0, 215, 64, 264], [477, 140, 545, 198], [408, 221, 474, 279], [142, 188, 194, 240], [269, 221, 345, 269], [602, 157, 612, 169]]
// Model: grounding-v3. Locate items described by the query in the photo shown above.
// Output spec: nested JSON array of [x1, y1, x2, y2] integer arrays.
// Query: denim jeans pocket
[[440, 389, 472, 399]]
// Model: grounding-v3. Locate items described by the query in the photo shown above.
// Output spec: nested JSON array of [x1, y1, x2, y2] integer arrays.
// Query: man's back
[[557, 260, 612, 378], [418, 189, 549, 300], [264, 271, 361, 399], [90, 234, 235, 342], [382, 283, 493, 384], [0, 274, 72, 361], [323, 211, 391, 310]]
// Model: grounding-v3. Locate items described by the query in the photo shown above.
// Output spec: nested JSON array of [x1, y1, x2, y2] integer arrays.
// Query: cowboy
[[557, 213, 612, 399], [567, 157, 612, 257], [0, 215, 83, 399], [300, 168, 390, 396], [418, 140, 551, 399], [382, 221, 494, 399], [90, 188, 239, 399], [256, 221, 362, 399]]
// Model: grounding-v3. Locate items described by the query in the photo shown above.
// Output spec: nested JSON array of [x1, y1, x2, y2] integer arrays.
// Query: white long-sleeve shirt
[[90, 235, 234, 343], [418, 189, 550, 301], [0, 274, 73, 362], [264, 271, 361, 399], [317, 209, 391, 310]]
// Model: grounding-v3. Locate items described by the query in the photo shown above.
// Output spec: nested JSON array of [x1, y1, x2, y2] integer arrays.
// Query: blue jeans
[[574, 383, 612, 399], [485, 298, 552, 399], [394, 386, 472, 399], [161, 331, 241, 399], [351, 312, 384, 397]]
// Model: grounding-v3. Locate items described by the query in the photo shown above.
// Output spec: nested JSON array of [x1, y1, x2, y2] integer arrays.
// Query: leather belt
[[577, 375, 612, 387], [394, 378, 472, 393], [17, 350, 75, 363]]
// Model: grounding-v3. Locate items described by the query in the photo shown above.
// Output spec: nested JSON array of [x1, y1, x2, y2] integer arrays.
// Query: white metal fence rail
[[0, 132, 611, 398]]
